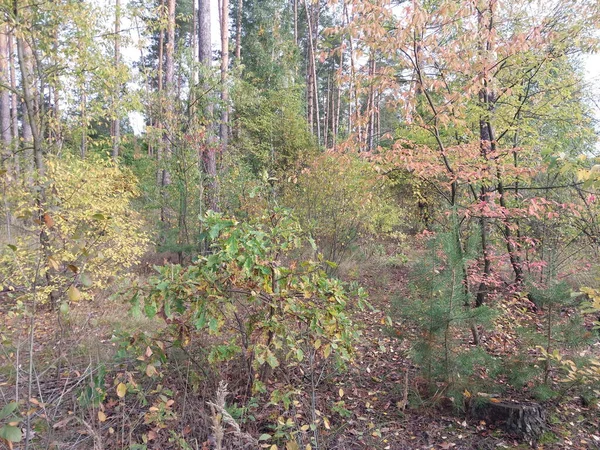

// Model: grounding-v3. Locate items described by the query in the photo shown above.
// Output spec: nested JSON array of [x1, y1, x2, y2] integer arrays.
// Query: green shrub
[[283, 152, 401, 266], [133, 209, 368, 396]]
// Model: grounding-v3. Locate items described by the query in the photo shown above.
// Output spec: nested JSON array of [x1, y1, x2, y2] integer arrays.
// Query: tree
[[0, 24, 10, 165], [198, 0, 218, 212], [112, 0, 121, 160], [220, 0, 229, 152], [347, 0, 599, 305]]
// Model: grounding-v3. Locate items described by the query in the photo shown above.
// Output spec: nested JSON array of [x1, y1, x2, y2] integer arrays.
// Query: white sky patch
[[584, 52, 600, 128]]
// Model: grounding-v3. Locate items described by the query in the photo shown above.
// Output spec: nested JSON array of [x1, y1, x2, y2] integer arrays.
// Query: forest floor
[[1, 258, 600, 449]]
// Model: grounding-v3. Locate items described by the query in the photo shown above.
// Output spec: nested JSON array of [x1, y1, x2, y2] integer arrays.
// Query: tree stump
[[470, 400, 546, 443]]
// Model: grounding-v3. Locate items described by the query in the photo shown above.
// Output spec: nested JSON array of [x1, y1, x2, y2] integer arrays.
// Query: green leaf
[[266, 350, 279, 369], [0, 402, 18, 420], [91, 213, 106, 220], [6, 244, 16, 252], [258, 433, 272, 441], [208, 220, 234, 240], [80, 273, 93, 287], [0, 425, 22, 442], [194, 310, 207, 329], [144, 301, 157, 318], [208, 317, 219, 333], [59, 302, 70, 315]]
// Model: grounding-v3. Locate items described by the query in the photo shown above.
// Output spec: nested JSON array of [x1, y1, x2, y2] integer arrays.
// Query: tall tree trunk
[[235, 0, 242, 62], [304, 0, 320, 144], [344, 3, 360, 147], [112, 0, 121, 160], [165, 0, 175, 92], [220, 0, 229, 151], [324, 73, 330, 147], [156, 0, 164, 184], [293, 0, 298, 46], [21, 42, 34, 183], [52, 28, 62, 151], [0, 26, 11, 162], [8, 33, 19, 173], [1, 25, 11, 242], [14, 3, 57, 307], [80, 86, 87, 158], [367, 54, 376, 151], [475, 0, 495, 307], [199, 0, 218, 211]]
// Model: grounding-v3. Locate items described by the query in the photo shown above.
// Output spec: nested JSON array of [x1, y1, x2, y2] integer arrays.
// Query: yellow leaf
[[146, 364, 157, 377], [286, 441, 299, 450], [48, 256, 60, 271], [98, 411, 107, 422], [300, 424, 310, 431], [314, 339, 321, 350], [67, 286, 81, 302], [116, 382, 127, 398], [323, 416, 330, 430], [339, 388, 344, 398]]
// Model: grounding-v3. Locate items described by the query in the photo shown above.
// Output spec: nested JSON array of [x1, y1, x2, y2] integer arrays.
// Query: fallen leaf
[[116, 383, 127, 398]]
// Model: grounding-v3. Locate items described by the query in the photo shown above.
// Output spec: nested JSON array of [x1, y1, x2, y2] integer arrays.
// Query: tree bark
[[112, 0, 121, 160], [470, 400, 545, 443], [220, 0, 229, 151], [475, 0, 496, 307], [367, 54, 376, 151], [14, 2, 57, 306], [0, 25, 11, 162], [8, 33, 18, 173], [21, 41, 34, 183], [52, 27, 62, 151], [235, 0, 242, 63], [80, 86, 87, 158], [199, 0, 218, 212], [304, 0, 320, 144], [156, 0, 165, 187]]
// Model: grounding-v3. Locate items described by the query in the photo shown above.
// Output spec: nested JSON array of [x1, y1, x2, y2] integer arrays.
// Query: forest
[[1, 0, 600, 448]]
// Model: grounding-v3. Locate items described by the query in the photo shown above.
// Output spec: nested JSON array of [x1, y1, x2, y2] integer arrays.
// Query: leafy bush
[[132, 209, 368, 399], [283, 152, 401, 266], [0, 155, 149, 304]]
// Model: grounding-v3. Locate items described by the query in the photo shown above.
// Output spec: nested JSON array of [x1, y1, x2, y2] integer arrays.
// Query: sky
[[585, 53, 600, 116]]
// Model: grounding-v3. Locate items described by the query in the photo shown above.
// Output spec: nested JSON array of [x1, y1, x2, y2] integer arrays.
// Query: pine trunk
[[220, 0, 229, 152], [199, 0, 218, 212]]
